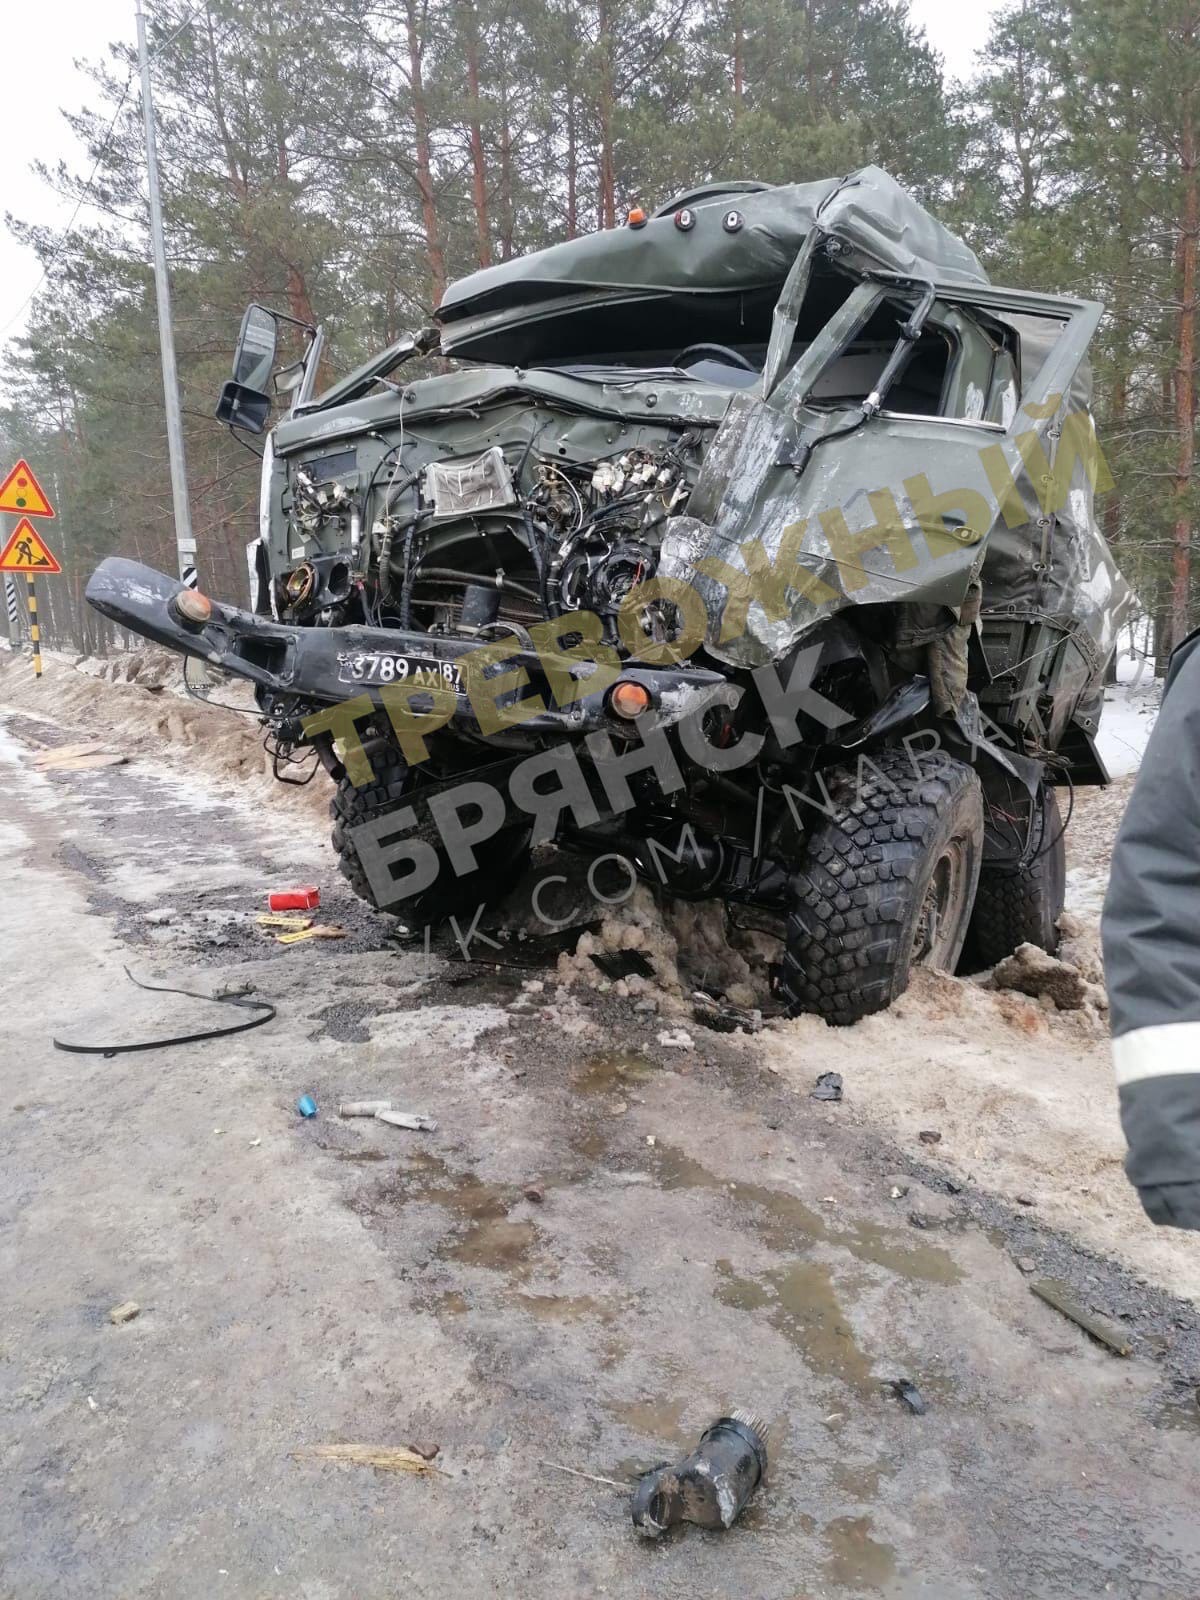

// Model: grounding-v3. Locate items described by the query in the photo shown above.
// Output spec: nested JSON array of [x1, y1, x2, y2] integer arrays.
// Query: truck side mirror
[[233, 304, 278, 391], [215, 379, 272, 434], [217, 304, 279, 433]]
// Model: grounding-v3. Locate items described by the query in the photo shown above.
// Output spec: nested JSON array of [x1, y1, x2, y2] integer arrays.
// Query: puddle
[[832, 1456, 888, 1503], [514, 1292, 617, 1324], [715, 1260, 878, 1396], [605, 1395, 692, 1447], [575, 1050, 661, 1095], [646, 1144, 961, 1286], [1151, 1385, 1200, 1434], [821, 1515, 897, 1592], [357, 1155, 543, 1276], [432, 1290, 469, 1316]]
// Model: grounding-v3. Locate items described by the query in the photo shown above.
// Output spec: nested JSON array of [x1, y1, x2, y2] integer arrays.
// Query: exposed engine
[[271, 425, 703, 653]]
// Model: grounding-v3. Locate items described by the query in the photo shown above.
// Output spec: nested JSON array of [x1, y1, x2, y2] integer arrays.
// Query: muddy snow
[[1, 645, 1186, 1310]]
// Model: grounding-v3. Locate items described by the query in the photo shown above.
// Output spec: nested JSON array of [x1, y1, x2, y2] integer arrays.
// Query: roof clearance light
[[173, 589, 213, 627], [609, 679, 653, 720], [675, 208, 696, 231], [627, 207, 648, 229]]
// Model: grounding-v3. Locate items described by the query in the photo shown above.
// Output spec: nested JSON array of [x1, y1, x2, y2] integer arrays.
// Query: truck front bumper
[[86, 557, 728, 740]]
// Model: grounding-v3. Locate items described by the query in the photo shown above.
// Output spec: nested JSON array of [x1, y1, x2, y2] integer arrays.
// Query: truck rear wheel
[[960, 784, 1066, 969], [330, 749, 531, 929], [778, 748, 983, 1026]]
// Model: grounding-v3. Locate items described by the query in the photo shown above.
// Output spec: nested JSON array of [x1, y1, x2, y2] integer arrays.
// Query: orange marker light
[[609, 679, 653, 720], [627, 207, 648, 229], [173, 588, 213, 626]]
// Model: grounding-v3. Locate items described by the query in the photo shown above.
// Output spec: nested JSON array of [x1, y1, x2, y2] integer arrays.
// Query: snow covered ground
[[1095, 650, 1161, 778]]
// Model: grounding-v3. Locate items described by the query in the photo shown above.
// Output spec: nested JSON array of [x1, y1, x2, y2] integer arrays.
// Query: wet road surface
[[2, 705, 1199, 1599]]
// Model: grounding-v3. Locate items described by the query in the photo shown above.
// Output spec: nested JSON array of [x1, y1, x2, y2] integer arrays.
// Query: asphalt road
[[2, 703, 1199, 1600]]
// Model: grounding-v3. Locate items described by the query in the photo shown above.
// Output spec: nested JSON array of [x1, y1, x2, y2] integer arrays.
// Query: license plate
[[336, 651, 464, 691]]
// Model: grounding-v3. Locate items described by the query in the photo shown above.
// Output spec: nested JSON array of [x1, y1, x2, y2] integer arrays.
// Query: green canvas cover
[[437, 165, 988, 329]]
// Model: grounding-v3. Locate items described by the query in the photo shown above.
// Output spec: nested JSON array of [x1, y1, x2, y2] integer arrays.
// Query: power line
[[0, 0, 208, 341]]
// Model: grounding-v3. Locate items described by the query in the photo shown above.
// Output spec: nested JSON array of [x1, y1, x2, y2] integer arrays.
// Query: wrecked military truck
[[88, 166, 1129, 1025]]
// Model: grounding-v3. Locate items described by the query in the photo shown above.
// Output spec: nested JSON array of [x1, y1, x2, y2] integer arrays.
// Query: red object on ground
[[268, 887, 320, 911]]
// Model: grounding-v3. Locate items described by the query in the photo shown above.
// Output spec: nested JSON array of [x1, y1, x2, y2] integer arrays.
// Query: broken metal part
[[1030, 1278, 1132, 1356], [375, 1110, 438, 1132], [811, 1071, 844, 1102], [589, 948, 656, 981], [339, 1100, 392, 1118], [888, 1379, 928, 1414], [631, 1411, 769, 1540], [692, 991, 763, 1034]]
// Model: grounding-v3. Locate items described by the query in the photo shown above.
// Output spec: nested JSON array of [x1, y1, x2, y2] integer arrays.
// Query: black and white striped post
[[4, 575, 18, 647], [25, 575, 41, 678]]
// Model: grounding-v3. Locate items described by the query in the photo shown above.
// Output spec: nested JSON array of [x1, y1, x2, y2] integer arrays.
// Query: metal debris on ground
[[692, 991, 764, 1035], [918, 1129, 942, 1145], [276, 924, 346, 945], [31, 741, 107, 765], [375, 1110, 437, 1132], [339, 1100, 392, 1118], [539, 1459, 629, 1491], [1030, 1278, 1133, 1356], [297, 1095, 318, 1118], [52, 965, 276, 1057], [656, 1029, 694, 1050], [523, 1183, 545, 1203], [888, 1379, 928, 1414], [589, 948, 656, 981], [811, 1071, 844, 1102], [631, 1411, 769, 1539], [290, 1444, 441, 1475], [268, 886, 320, 911], [108, 1301, 141, 1325], [33, 744, 127, 771]]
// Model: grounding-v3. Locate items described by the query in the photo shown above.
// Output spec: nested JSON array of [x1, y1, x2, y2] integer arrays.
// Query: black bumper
[[85, 557, 726, 739]]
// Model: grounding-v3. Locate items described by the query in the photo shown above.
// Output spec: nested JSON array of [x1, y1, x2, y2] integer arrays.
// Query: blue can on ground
[[297, 1094, 317, 1118]]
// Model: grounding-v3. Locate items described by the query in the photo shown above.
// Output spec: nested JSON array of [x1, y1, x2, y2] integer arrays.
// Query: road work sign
[[0, 459, 55, 518], [0, 519, 62, 574], [0, 482, 60, 682]]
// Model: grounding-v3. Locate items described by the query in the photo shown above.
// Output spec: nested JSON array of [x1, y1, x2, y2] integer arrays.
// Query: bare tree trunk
[[1103, 369, 1125, 545], [464, 0, 492, 267], [566, 87, 578, 238], [404, 0, 448, 307], [597, 0, 616, 228], [732, 0, 744, 113], [1173, 96, 1198, 651], [498, 68, 515, 260]]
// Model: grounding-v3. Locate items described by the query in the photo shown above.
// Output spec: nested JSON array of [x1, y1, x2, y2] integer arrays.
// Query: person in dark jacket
[[1102, 629, 1200, 1228]]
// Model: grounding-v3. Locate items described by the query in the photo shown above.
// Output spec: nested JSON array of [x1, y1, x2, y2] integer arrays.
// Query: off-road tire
[[961, 785, 1066, 969], [779, 748, 984, 1027], [330, 749, 531, 927]]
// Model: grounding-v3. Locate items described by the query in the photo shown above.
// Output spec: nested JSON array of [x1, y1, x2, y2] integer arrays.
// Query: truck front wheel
[[330, 749, 531, 929], [778, 748, 984, 1026]]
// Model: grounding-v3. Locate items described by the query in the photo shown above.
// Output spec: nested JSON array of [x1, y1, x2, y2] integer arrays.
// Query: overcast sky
[[0, 0, 1001, 350]]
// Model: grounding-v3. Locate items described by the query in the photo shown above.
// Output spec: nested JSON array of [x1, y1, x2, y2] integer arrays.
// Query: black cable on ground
[[53, 966, 276, 1057]]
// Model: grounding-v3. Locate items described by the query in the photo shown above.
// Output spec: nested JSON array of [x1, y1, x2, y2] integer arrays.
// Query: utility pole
[[135, 0, 196, 587]]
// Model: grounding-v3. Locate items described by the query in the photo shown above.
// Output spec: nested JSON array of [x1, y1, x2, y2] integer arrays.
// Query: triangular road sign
[[0, 518, 62, 574], [0, 459, 55, 518]]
